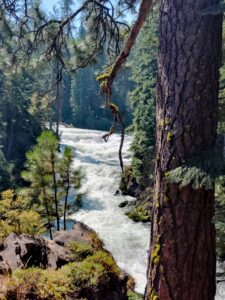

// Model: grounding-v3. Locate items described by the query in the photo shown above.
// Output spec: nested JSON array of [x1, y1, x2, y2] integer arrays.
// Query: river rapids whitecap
[[60, 126, 225, 299]]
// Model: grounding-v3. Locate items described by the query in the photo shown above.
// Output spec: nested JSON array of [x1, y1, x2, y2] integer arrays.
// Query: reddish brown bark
[[145, 1, 222, 299]]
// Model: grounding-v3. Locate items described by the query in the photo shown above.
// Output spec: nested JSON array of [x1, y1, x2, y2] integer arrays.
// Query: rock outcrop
[[0, 222, 132, 300], [53, 222, 100, 246], [119, 165, 152, 223], [0, 233, 68, 274], [0, 222, 103, 274]]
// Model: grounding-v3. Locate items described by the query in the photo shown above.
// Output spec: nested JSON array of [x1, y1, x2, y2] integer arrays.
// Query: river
[[60, 126, 225, 299]]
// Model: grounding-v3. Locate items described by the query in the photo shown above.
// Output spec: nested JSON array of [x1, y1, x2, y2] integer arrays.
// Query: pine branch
[[105, 0, 155, 99]]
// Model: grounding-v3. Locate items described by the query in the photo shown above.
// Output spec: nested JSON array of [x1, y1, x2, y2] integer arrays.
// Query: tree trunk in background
[[43, 188, 53, 240], [63, 170, 70, 230], [51, 152, 60, 231], [145, 1, 222, 299], [6, 108, 14, 160]]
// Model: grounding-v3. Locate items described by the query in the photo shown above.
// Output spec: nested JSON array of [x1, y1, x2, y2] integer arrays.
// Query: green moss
[[149, 289, 159, 300], [167, 165, 213, 190], [96, 72, 110, 81], [109, 103, 119, 112], [152, 243, 160, 264], [2, 248, 120, 299], [166, 131, 172, 142], [70, 260, 106, 287], [126, 206, 150, 223], [68, 241, 94, 261], [163, 195, 169, 203], [127, 290, 143, 300], [165, 118, 170, 125], [69, 251, 120, 289], [90, 232, 104, 250], [85, 251, 120, 276], [157, 119, 164, 129], [8, 267, 71, 300]]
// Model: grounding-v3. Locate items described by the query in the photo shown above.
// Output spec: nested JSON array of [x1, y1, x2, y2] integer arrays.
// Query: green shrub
[[70, 251, 120, 288], [6, 267, 71, 300], [126, 206, 150, 222], [128, 290, 143, 300], [68, 241, 94, 261], [2, 250, 121, 299], [0, 190, 43, 243], [70, 261, 106, 288], [85, 251, 120, 277]]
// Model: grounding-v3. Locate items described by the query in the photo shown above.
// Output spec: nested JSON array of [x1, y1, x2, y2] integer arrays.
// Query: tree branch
[[105, 0, 155, 97], [98, 0, 155, 172]]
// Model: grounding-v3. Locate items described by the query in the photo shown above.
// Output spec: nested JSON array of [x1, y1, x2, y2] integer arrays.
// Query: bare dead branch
[[105, 0, 155, 97], [98, 0, 155, 171]]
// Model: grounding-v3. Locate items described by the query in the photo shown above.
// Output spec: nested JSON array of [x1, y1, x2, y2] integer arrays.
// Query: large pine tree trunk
[[145, 1, 222, 299]]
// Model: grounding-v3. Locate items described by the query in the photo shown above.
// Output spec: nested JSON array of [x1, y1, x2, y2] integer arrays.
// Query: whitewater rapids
[[60, 126, 225, 299], [60, 126, 150, 294]]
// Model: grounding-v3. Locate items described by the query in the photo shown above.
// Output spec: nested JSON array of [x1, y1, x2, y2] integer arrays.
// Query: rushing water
[[60, 126, 225, 299], [60, 126, 150, 294]]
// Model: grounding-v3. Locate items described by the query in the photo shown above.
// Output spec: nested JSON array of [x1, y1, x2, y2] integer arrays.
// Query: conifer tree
[[145, 1, 223, 299], [128, 15, 157, 185], [22, 131, 60, 237], [58, 146, 83, 230], [22, 131, 83, 234], [0, 189, 43, 242]]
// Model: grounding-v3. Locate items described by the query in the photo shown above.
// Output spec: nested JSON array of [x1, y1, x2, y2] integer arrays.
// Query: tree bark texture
[[145, 1, 222, 299]]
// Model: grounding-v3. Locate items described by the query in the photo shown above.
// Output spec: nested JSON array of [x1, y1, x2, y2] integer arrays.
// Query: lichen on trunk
[[145, 0, 223, 299]]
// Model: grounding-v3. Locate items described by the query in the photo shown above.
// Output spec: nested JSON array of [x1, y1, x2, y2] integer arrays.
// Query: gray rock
[[0, 233, 48, 273], [54, 222, 99, 246], [0, 222, 104, 274]]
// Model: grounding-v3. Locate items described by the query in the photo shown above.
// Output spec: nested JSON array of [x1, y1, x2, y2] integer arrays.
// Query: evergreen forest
[[0, 0, 225, 300]]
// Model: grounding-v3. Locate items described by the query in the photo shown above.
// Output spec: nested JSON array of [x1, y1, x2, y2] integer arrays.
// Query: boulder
[[119, 200, 136, 208], [0, 233, 47, 273], [0, 222, 134, 300], [0, 222, 105, 274], [54, 222, 97, 246], [46, 239, 69, 269], [119, 166, 139, 197]]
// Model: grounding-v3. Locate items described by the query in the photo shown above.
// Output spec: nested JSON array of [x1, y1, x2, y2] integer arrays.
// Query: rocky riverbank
[[119, 166, 152, 223], [0, 222, 136, 300]]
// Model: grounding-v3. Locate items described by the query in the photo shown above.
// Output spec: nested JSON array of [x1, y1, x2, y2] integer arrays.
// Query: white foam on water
[[60, 126, 150, 294], [60, 126, 225, 299]]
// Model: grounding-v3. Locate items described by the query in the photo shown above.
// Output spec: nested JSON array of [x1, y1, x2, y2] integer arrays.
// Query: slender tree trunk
[[6, 115, 14, 160], [63, 170, 70, 230], [55, 61, 62, 138], [145, 1, 222, 299], [43, 188, 53, 240], [51, 151, 60, 231], [56, 94, 61, 138]]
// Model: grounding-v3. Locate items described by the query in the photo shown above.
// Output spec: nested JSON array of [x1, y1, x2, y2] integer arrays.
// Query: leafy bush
[[70, 251, 120, 288], [70, 261, 106, 288], [126, 206, 150, 223], [0, 190, 43, 242], [128, 290, 143, 300], [1, 250, 121, 299], [85, 251, 120, 277], [4, 267, 71, 300], [68, 241, 94, 261]]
